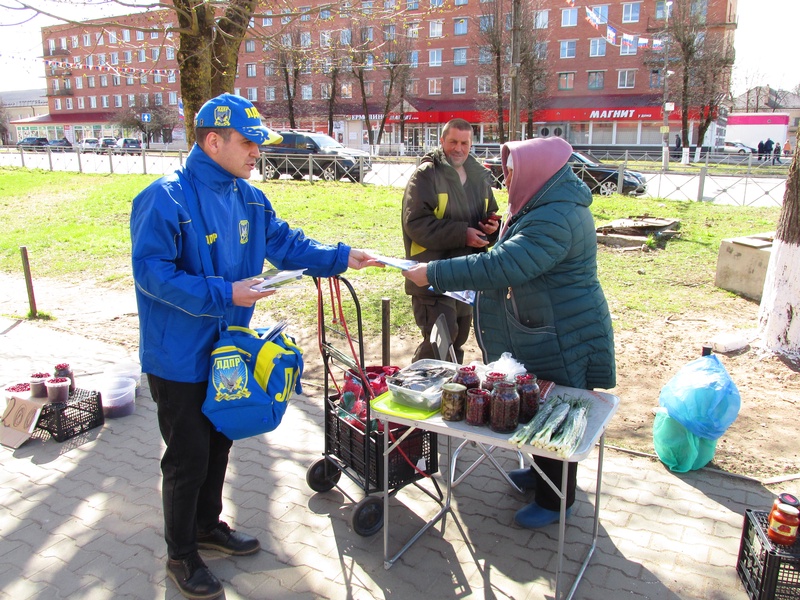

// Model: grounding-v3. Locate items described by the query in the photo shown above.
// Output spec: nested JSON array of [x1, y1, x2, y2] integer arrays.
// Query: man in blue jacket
[[131, 93, 380, 599]]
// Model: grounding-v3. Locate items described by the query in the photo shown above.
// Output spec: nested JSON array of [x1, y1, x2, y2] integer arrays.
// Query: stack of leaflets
[[372, 255, 418, 271], [444, 290, 476, 305], [249, 268, 306, 292], [258, 320, 288, 341]]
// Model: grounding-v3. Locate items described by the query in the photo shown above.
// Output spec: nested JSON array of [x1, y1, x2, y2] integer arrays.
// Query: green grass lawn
[[0, 166, 781, 334]]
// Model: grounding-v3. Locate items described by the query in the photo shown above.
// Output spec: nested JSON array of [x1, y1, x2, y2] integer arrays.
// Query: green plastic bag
[[653, 408, 718, 473]]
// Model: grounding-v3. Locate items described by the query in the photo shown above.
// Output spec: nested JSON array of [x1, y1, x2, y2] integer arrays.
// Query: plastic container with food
[[104, 362, 142, 392], [100, 377, 137, 418], [386, 359, 458, 411]]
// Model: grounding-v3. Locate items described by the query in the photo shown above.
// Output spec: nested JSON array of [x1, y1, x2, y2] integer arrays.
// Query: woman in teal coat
[[403, 136, 615, 528]]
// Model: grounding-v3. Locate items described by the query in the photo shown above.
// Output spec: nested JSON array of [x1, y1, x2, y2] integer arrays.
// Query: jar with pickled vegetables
[[489, 381, 519, 434], [440, 382, 467, 422], [452, 365, 481, 390], [767, 503, 799, 546], [515, 373, 540, 424], [465, 388, 491, 426]]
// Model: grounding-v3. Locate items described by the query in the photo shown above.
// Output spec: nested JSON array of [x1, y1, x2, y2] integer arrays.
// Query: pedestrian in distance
[[401, 118, 500, 363], [784, 140, 792, 156], [757, 140, 765, 161], [402, 137, 616, 529], [130, 93, 382, 600], [773, 142, 782, 165]]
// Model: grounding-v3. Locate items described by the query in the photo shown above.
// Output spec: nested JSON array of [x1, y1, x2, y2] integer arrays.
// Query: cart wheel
[[351, 495, 383, 537], [306, 458, 341, 493]]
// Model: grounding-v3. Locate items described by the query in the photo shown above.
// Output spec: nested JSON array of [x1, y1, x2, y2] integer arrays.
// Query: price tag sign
[[1, 396, 44, 448]]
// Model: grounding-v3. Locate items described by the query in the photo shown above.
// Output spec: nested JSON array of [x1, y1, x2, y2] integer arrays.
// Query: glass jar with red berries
[[452, 365, 481, 390], [515, 373, 540, 424]]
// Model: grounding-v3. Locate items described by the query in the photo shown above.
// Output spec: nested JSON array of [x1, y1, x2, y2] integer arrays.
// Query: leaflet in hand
[[258, 320, 288, 342], [444, 290, 476, 305], [372, 255, 418, 271], [250, 268, 306, 292]]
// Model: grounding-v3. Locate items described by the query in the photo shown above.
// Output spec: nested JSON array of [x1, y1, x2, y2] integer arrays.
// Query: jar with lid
[[452, 366, 481, 390], [440, 382, 467, 422], [465, 388, 491, 426], [489, 381, 520, 434], [482, 371, 507, 393], [515, 373, 540, 424], [767, 503, 799, 546]]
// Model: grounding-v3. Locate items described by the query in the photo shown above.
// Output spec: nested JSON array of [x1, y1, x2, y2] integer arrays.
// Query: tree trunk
[[758, 132, 800, 358]]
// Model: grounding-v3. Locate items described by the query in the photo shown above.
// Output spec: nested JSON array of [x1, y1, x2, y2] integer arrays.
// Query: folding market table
[[374, 385, 619, 600]]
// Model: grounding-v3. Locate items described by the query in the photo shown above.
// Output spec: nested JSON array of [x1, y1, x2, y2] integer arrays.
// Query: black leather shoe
[[166, 552, 223, 599], [197, 521, 261, 556]]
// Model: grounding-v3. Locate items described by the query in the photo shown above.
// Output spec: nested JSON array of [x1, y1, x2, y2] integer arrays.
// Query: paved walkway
[[0, 316, 768, 599]]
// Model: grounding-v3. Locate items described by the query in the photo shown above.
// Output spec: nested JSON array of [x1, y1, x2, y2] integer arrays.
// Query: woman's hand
[[232, 279, 276, 307], [403, 263, 429, 287]]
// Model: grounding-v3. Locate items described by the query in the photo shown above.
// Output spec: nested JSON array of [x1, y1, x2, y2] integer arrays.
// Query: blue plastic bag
[[658, 354, 740, 440], [653, 409, 718, 472]]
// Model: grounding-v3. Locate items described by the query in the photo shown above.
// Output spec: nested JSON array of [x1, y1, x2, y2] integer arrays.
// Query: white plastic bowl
[[100, 377, 136, 418], [104, 362, 142, 390]]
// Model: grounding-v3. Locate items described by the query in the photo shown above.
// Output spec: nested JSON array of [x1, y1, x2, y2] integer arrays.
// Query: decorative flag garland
[[569, 0, 666, 50], [43, 58, 176, 77]]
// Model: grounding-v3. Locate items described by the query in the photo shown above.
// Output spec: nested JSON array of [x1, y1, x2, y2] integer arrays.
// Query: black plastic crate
[[737, 509, 800, 600], [325, 398, 437, 492], [37, 388, 104, 442]]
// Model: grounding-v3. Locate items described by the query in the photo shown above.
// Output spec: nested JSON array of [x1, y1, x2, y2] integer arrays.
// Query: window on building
[[408, 50, 419, 67], [362, 27, 374, 42], [265, 87, 276, 101], [341, 82, 353, 98], [320, 8, 332, 19], [263, 11, 273, 26], [151, 48, 160, 60], [264, 62, 275, 76], [78, 97, 85, 109], [75, 77, 83, 89], [655, 1, 672, 20], [138, 49, 146, 62], [429, 49, 442, 67], [112, 75, 120, 86], [300, 6, 311, 20], [136, 31, 144, 41], [54, 98, 61, 110], [534, 10, 549, 28], [591, 5, 608, 24], [300, 32, 311, 47], [83, 33, 91, 46], [87, 75, 95, 87], [366, 54, 375, 69], [407, 0, 419, 8], [562, 8, 577, 26], [455, 0, 468, 4], [126, 75, 134, 85], [341, 29, 351, 44], [154, 92, 163, 106], [140, 74, 148, 85], [588, 71, 605, 89], [321, 83, 331, 99], [478, 46, 492, 64], [384, 24, 396, 40], [166, 47, 175, 60], [406, 78, 419, 94], [430, 20, 443, 38], [96, 32, 104, 45], [123, 50, 132, 63], [477, 75, 491, 93], [590, 38, 606, 57], [479, 15, 494, 32], [534, 41, 547, 59], [108, 31, 117, 44], [281, 33, 292, 47], [65, 98, 73, 109], [558, 72, 575, 90], [623, 2, 641, 23], [428, 78, 442, 94], [452, 76, 466, 94], [320, 31, 331, 47], [151, 30, 158, 39], [89, 96, 97, 108], [169, 91, 178, 105], [110, 52, 119, 65], [300, 59, 312, 74], [618, 69, 636, 88], [406, 22, 419, 38], [560, 40, 576, 58], [246, 63, 256, 77], [71, 35, 79, 48], [245, 39, 256, 52], [100, 75, 108, 87], [620, 38, 638, 55], [122, 29, 130, 42], [168, 71, 176, 83], [650, 69, 664, 88], [691, 0, 708, 23], [431, 0, 443, 6], [454, 19, 467, 35], [453, 47, 467, 65]]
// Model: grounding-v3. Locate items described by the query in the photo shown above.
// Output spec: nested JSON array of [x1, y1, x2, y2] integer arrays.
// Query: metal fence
[[0, 145, 788, 207]]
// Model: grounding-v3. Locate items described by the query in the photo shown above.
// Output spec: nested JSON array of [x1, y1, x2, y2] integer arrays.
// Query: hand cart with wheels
[[305, 276, 442, 536]]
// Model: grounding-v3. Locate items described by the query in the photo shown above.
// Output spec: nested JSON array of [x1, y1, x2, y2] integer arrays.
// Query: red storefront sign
[[386, 106, 703, 124]]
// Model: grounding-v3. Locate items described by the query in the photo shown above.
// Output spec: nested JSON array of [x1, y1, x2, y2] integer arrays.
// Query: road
[[0, 148, 787, 207]]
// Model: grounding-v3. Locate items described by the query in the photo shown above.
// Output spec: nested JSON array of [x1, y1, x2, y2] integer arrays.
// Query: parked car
[[48, 138, 73, 152], [98, 137, 117, 152], [78, 138, 99, 152], [114, 138, 142, 154], [723, 141, 756, 154], [16, 137, 50, 151], [256, 131, 372, 182], [482, 150, 647, 196]]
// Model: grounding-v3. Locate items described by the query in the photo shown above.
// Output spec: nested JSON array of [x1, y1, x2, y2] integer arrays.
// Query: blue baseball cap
[[194, 93, 282, 145]]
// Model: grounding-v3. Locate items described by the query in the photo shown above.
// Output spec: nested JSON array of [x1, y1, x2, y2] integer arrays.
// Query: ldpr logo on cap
[[213, 106, 231, 128]]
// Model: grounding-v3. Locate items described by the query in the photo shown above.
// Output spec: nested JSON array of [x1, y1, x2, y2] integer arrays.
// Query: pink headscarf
[[501, 137, 573, 217]]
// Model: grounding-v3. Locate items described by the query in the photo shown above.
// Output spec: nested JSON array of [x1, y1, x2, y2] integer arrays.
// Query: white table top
[[373, 385, 619, 462]]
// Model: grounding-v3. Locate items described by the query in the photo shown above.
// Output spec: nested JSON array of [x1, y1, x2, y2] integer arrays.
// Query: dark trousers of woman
[[533, 456, 578, 511], [148, 374, 233, 559]]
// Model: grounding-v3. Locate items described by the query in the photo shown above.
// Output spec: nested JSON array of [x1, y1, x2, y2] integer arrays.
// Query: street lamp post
[[661, 1, 673, 171]]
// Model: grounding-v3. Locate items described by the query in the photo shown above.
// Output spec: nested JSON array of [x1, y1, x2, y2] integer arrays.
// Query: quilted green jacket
[[427, 164, 616, 390]]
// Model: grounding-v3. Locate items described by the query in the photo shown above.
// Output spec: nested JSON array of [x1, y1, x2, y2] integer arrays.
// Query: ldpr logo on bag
[[211, 353, 251, 401]]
